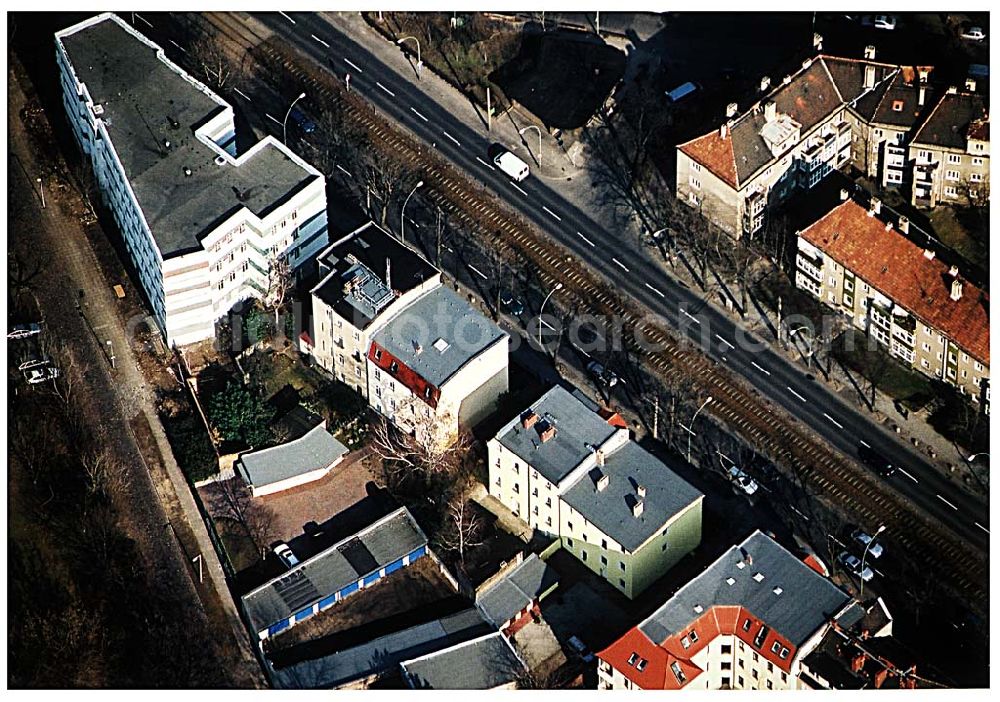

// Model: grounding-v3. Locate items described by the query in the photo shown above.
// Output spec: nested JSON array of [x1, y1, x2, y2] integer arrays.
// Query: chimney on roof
[[923, 248, 935, 260], [864, 64, 876, 89], [637, 484, 646, 499], [726, 102, 738, 118], [918, 67, 929, 84], [719, 122, 728, 140], [760, 76, 771, 92], [596, 472, 610, 492], [521, 411, 539, 430], [840, 188, 850, 201], [183, 166, 192, 177], [868, 197, 881, 216], [898, 216, 909, 234], [884, 221, 893, 232], [851, 653, 866, 673], [951, 278, 963, 302], [413, 341, 423, 355], [949, 264, 959, 277], [813, 32, 823, 50], [764, 100, 777, 123], [965, 77, 977, 92], [540, 424, 557, 443], [632, 499, 644, 518], [782, 74, 792, 85], [596, 449, 605, 466], [864, 44, 876, 61], [947, 85, 958, 95], [918, 86, 926, 107], [802, 58, 813, 71], [874, 668, 890, 689]]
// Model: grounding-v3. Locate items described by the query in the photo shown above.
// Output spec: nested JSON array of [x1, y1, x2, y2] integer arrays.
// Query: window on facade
[[738, 676, 745, 687], [752, 670, 759, 680], [681, 636, 691, 649], [620, 561, 627, 572], [722, 661, 732, 671], [972, 157, 984, 166], [971, 172, 984, 182], [767, 680, 773, 690], [513, 483, 519, 493], [581, 551, 587, 562], [722, 644, 732, 654], [602, 539, 608, 550], [945, 169, 960, 181], [945, 186, 958, 197], [546, 516, 552, 526], [533, 506, 539, 515], [947, 153, 962, 164], [781, 672, 788, 683]]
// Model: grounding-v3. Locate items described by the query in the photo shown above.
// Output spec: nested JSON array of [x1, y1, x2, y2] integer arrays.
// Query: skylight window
[[670, 661, 687, 684], [736, 561, 746, 570], [773, 587, 783, 595], [892, 99, 904, 112], [753, 572, 764, 582], [433, 337, 450, 353], [681, 636, 691, 649], [726, 577, 736, 586]]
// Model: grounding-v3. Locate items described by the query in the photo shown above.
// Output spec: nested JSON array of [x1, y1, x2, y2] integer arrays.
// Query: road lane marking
[[511, 182, 528, 196], [859, 439, 870, 448], [823, 413, 844, 430], [476, 156, 495, 171], [443, 131, 461, 146], [234, 88, 252, 101], [542, 206, 562, 222], [790, 505, 811, 521], [612, 258, 630, 272], [715, 334, 734, 349], [376, 81, 396, 97], [169, 40, 187, 53], [335, 164, 352, 177], [936, 494, 958, 510], [571, 343, 591, 358], [898, 468, 918, 483], [135, 13, 153, 28], [278, 11, 296, 24], [344, 57, 363, 72], [468, 264, 488, 280], [680, 309, 701, 325], [645, 282, 665, 298], [410, 107, 429, 122], [311, 34, 330, 48], [751, 361, 770, 375], [975, 522, 989, 534], [540, 318, 557, 331], [787, 386, 807, 402], [576, 231, 595, 247], [265, 113, 281, 125]]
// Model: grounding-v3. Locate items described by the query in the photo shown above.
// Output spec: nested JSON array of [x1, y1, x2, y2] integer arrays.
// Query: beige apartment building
[[676, 47, 937, 239], [794, 194, 989, 408], [908, 86, 990, 208], [596, 531, 895, 690], [487, 386, 703, 599]]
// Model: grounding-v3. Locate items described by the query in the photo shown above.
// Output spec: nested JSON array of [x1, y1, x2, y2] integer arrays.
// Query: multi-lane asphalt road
[[242, 12, 988, 551]]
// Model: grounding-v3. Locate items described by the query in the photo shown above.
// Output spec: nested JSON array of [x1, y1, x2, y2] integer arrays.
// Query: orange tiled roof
[[679, 130, 738, 189], [799, 200, 989, 365]]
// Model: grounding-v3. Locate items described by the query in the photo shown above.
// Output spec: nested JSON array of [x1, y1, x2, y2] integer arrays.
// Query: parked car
[[567, 635, 595, 663], [862, 14, 897, 30], [858, 444, 896, 478], [838, 551, 874, 582], [273, 543, 300, 568], [8, 322, 42, 339], [586, 360, 618, 387], [499, 291, 525, 316], [18, 356, 51, 371], [961, 26, 986, 41], [493, 150, 530, 182], [851, 529, 884, 558], [729, 466, 759, 496], [289, 107, 316, 134], [25, 367, 60, 384]]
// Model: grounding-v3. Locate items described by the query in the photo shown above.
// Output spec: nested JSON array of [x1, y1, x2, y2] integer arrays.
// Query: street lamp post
[[106, 339, 116, 369], [36, 177, 45, 208], [686, 396, 714, 464], [519, 125, 542, 167], [859, 524, 885, 598], [400, 180, 424, 243], [966, 453, 990, 462], [396, 36, 422, 76], [537, 282, 563, 349], [789, 326, 814, 368], [282, 92, 307, 145]]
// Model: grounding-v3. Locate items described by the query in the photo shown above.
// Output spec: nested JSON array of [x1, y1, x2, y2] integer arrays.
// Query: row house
[[676, 46, 934, 240], [794, 193, 989, 409], [908, 85, 990, 208], [596, 531, 873, 690], [56, 14, 328, 346], [487, 386, 704, 599]]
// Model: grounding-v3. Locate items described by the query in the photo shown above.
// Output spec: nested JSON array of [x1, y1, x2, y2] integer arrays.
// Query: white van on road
[[494, 150, 530, 182]]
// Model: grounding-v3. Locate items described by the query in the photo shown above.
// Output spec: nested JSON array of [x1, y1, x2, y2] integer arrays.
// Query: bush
[[162, 412, 218, 483], [207, 381, 274, 450]]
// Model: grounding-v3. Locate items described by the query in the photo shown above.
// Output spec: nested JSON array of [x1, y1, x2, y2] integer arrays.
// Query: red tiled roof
[[799, 200, 989, 365], [679, 130, 738, 189], [803, 554, 829, 577], [598, 407, 629, 429], [367, 341, 442, 409]]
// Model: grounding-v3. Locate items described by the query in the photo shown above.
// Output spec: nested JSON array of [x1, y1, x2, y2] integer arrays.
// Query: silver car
[[838, 551, 874, 582], [273, 543, 300, 568], [852, 529, 884, 559]]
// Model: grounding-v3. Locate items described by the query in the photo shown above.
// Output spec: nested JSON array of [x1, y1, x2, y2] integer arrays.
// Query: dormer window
[[771, 641, 781, 653], [892, 99, 904, 112], [742, 618, 752, 632], [689, 631, 699, 643], [780, 647, 790, 659], [627, 652, 639, 666], [670, 661, 687, 684], [389, 361, 398, 374], [636, 659, 647, 672], [681, 636, 691, 649], [374, 348, 382, 361]]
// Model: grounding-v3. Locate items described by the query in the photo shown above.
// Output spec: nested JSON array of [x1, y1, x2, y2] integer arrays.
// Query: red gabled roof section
[[799, 199, 989, 365], [598, 407, 629, 429], [597, 627, 673, 689], [299, 331, 313, 346], [679, 130, 738, 189], [367, 341, 441, 409], [803, 553, 830, 577]]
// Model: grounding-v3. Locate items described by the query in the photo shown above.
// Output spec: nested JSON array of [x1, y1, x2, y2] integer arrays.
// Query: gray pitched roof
[[561, 441, 703, 552], [496, 385, 617, 485], [401, 632, 526, 689], [58, 15, 318, 257], [236, 423, 348, 489], [371, 286, 507, 387], [639, 531, 852, 648], [241, 508, 427, 634], [271, 608, 492, 689], [911, 91, 988, 150], [476, 554, 559, 627]]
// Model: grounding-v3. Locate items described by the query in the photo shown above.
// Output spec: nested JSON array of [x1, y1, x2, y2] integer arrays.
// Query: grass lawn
[[214, 516, 260, 574]]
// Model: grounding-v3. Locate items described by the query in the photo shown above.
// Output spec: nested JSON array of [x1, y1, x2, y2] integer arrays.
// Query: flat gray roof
[[496, 386, 617, 485], [639, 531, 852, 648], [271, 608, 492, 689], [561, 441, 703, 552], [476, 553, 559, 627], [241, 508, 426, 634], [58, 15, 318, 256], [401, 632, 526, 689], [236, 423, 348, 490], [371, 286, 506, 387]]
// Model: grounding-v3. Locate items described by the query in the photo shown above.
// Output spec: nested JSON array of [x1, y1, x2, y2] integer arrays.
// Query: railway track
[[181, 13, 987, 608]]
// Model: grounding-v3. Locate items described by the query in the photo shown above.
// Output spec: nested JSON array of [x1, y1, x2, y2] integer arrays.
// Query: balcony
[[797, 254, 823, 282]]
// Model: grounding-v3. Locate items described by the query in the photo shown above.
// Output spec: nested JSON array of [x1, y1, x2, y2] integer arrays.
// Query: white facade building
[[56, 13, 329, 346]]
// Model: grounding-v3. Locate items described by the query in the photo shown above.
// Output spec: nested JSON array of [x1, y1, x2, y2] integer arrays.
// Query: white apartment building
[[56, 13, 329, 346], [597, 531, 864, 690], [487, 386, 703, 599], [307, 222, 440, 395]]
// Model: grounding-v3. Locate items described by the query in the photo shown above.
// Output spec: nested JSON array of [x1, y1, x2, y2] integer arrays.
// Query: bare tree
[[435, 493, 485, 565], [216, 478, 277, 553], [369, 402, 468, 490], [189, 34, 245, 91], [81, 448, 130, 503], [265, 253, 294, 329]]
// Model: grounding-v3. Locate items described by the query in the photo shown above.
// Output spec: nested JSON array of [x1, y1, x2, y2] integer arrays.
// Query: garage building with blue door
[[241, 507, 429, 641]]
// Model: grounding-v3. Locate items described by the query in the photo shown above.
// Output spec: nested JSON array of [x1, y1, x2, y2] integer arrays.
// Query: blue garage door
[[384, 558, 405, 575], [319, 594, 337, 610], [339, 581, 359, 599], [268, 618, 290, 637], [294, 606, 314, 623]]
